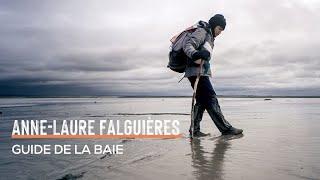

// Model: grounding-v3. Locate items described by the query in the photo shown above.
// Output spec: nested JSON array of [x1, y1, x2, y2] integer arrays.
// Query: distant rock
[[264, 98, 272, 101], [57, 172, 86, 180]]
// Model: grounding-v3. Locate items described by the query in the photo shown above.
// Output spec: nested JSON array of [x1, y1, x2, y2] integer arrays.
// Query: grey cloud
[[0, 0, 320, 96]]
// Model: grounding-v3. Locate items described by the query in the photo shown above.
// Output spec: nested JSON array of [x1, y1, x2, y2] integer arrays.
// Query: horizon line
[[1, 95, 320, 98]]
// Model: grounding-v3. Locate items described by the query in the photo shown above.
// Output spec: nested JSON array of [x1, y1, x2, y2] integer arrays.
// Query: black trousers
[[188, 76, 232, 133], [188, 76, 216, 106]]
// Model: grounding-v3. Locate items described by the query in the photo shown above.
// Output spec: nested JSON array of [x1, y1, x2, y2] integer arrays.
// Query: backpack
[[167, 22, 210, 73], [167, 25, 198, 73]]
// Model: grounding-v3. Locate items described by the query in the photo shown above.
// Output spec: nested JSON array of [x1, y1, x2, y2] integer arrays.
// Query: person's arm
[[183, 28, 210, 64]]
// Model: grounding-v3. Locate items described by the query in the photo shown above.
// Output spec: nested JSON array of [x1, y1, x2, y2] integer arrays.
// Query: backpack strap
[[170, 25, 198, 44]]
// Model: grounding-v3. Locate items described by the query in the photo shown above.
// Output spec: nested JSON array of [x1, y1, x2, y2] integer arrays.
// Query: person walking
[[183, 14, 243, 137]]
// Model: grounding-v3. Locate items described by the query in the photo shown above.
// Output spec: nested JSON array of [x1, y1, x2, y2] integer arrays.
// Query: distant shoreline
[[0, 95, 320, 98]]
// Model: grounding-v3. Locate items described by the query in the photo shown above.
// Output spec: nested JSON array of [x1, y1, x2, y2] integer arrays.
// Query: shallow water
[[0, 97, 319, 180]]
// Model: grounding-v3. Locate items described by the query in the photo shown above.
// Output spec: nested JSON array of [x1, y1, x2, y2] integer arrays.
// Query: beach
[[0, 97, 319, 180]]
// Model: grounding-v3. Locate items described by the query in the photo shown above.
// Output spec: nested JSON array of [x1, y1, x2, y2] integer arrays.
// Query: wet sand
[[0, 97, 320, 179]]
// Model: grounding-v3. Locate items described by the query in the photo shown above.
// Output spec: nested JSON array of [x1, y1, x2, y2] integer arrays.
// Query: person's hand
[[192, 50, 210, 61]]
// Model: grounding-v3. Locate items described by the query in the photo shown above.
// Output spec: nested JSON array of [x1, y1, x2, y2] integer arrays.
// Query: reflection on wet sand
[[190, 135, 244, 180]]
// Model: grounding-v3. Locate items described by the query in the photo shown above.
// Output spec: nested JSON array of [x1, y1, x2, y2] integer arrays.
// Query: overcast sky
[[0, 0, 319, 96]]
